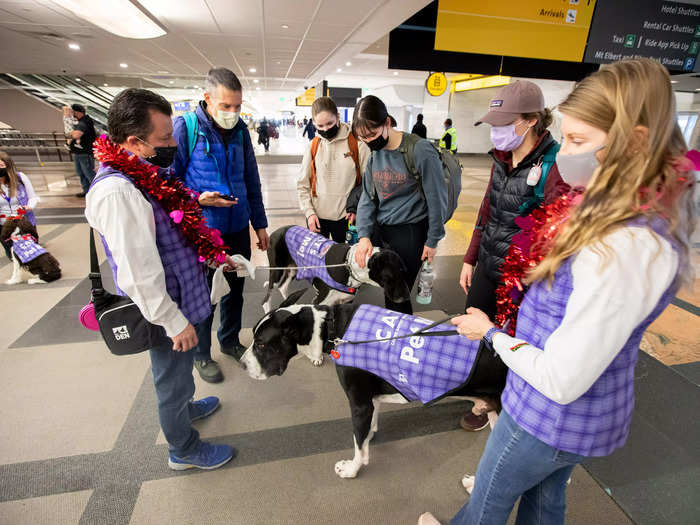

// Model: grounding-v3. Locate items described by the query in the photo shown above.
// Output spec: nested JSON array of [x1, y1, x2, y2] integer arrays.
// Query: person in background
[[297, 96, 369, 242], [257, 119, 270, 153], [69, 103, 97, 198], [440, 118, 458, 153], [86, 88, 236, 471], [411, 113, 427, 139], [420, 57, 694, 525], [353, 95, 447, 314], [172, 67, 269, 384], [456, 79, 568, 432], [0, 150, 39, 259], [303, 118, 316, 141]]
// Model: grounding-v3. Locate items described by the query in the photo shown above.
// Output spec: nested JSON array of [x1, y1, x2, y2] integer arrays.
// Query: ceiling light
[[249, 67, 257, 73], [253, 79, 259, 83], [157, 70, 169, 74], [337, 68, 342, 72], [281, 24, 289, 29], [169, 80, 174, 84], [671, 80, 678, 84], [194, 85, 199, 89], [75, 77, 81, 81], [256, 86, 260, 90], [103, 83, 108, 86], [50, 0, 167, 39], [120, 62, 128, 68], [68, 42, 80, 50], [393, 71, 399, 75], [345, 61, 352, 67]]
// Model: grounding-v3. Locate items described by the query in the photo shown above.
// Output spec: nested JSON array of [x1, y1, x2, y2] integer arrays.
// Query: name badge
[[527, 164, 542, 186]]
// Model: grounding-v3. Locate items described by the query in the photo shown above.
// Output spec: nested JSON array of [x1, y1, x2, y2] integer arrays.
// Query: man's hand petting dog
[[421, 245, 436, 263], [451, 308, 494, 340], [172, 323, 198, 352], [354, 237, 373, 268], [199, 191, 237, 207]]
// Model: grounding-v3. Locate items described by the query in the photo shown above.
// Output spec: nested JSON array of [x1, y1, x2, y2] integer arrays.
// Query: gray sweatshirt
[[356, 134, 447, 248]]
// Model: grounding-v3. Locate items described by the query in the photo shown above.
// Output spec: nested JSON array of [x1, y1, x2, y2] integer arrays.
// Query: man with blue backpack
[[172, 67, 269, 383]]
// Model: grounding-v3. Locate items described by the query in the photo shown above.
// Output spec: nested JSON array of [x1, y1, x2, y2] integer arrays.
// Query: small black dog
[[1, 216, 61, 284], [262, 225, 410, 312]]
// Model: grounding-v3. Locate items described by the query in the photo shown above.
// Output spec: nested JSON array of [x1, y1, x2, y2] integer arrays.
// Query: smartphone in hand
[[219, 194, 238, 202]]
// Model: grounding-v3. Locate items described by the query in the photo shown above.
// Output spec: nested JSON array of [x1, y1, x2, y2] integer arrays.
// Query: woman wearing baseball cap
[[457, 80, 569, 432]]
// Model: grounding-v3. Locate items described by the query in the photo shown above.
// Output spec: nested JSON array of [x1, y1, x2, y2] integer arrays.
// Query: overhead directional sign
[[426, 72, 448, 96]]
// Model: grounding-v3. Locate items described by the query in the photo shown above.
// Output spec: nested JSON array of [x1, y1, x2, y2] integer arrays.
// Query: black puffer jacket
[[477, 133, 558, 282]]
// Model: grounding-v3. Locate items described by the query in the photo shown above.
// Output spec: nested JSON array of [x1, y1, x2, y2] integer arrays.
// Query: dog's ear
[[279, 288, 307, 308], [281, 308, 314, 344]]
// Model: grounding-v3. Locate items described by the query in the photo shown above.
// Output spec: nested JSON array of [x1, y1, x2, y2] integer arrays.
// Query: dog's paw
[[461, 474, 475, 494], [5, 278, 22, 285], [311, 355, 323, 367], [27, 277, 46, 285], [334, 459, 360, 478]]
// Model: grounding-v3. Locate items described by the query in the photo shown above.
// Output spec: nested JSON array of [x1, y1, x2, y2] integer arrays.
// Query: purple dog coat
[[333, 305, 480, 404], [285, 226, 351, 292], [11, 236, 46, 263]]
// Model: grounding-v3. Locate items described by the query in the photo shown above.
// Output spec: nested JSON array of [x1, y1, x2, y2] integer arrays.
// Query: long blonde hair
[[0, 150, 20, 198], [527, 58, 696, 286]]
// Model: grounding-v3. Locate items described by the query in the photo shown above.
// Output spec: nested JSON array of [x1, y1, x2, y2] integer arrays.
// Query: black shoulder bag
[[89, 229, 169, 355]]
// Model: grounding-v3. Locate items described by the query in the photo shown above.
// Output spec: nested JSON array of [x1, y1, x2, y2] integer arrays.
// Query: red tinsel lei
[[494, 191, 583, 335], [93, 135, 228, 265]]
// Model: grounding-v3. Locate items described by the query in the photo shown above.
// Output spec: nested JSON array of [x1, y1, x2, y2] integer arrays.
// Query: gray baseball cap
[[475, 80, 545, 126]]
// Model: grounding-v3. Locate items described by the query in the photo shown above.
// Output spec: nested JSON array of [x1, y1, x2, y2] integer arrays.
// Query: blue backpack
[[182, 111, 208, 157]]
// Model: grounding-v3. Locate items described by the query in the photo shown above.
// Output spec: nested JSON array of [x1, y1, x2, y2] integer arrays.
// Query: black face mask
[[147, 146, 178, 168], [317, 123, 339, 140], [0, 168, 7, 178], [366, 126, 389, 151], [138, 138, 177, 168]]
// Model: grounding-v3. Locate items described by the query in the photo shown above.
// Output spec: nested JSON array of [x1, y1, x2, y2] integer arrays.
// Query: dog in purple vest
[[240, 290, 506, 479], [261, 225, 410, 313], [1, 216, 61, 285]]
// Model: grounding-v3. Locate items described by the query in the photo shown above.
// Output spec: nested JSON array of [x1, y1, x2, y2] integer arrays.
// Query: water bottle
[[346, 223, 358, 245], [416, 260, 435, 304]]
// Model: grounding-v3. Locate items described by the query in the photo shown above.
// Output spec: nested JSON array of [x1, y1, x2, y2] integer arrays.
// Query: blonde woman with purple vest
[[419, 58, 695, 525]]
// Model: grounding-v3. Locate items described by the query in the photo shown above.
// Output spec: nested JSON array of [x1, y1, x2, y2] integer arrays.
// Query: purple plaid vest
[[285, 226, 350, 292], [502, 220, 681, 457], [90, 166, 211, 326], [334, 305, 480, 403], [12, 236, 46, 263], [2, 175, 36, 225]]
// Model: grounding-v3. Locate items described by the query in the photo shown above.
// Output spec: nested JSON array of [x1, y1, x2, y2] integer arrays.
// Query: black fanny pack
[[89, 229, 168, 355]]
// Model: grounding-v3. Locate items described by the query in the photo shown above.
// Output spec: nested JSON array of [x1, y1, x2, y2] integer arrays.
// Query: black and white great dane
[[240, 290, 506, 480]]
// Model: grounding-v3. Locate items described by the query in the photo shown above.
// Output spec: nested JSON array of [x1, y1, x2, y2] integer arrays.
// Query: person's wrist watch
[[483, 326, 502, 346]]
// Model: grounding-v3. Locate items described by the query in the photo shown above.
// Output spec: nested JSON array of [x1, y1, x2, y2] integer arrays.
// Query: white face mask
[[213, 109, 239, 130], [556, 145, 605, 188]]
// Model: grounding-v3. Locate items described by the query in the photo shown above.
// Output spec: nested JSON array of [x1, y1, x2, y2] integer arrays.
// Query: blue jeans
[[451, 410, 584, 525], [194, 227, 251, 360], [149, 340, 201, 457], [74, 154, 95, 193]]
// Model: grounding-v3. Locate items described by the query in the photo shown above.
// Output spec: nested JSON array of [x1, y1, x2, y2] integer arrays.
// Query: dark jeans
[[465, 261, 498, 320], [193, 226, 251, 360], [319, 217, 347, 243], [150, 336, 202, 457], [375, 218, 429, 314], [451, 410, 583, 525], [74, 154, 95, 193]]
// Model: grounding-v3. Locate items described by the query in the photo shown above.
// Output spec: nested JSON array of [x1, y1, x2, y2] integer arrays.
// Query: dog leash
[[256, 263, 349, 271], [331, 314, 460, 347]]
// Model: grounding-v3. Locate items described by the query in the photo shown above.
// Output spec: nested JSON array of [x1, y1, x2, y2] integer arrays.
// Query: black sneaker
[[221, 343, 246, 362], [194, 359, 224, 383]]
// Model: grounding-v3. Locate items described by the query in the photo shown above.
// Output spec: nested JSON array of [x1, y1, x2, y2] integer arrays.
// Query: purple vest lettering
[[502, 218, 681, 457], [285, 226, 350, 292], [334, 305, 480, 403], [89, 166, 211, 326], [11, 237, 46, 263]]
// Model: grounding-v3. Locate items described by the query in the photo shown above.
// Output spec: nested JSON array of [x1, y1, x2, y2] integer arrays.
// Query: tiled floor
[[0, 149, 697, 525]]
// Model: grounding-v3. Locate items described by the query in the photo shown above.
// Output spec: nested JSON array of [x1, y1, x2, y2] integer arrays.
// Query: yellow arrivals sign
[[296, 87, 315, 106], [435, 0, 597, 63], [453, 75, 511, 92], [426, 72, 448, 96]]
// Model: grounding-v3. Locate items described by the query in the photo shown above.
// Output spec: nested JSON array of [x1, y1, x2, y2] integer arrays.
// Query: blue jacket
[[303, 121, 316, 140], [172, 102, 268, 234]]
